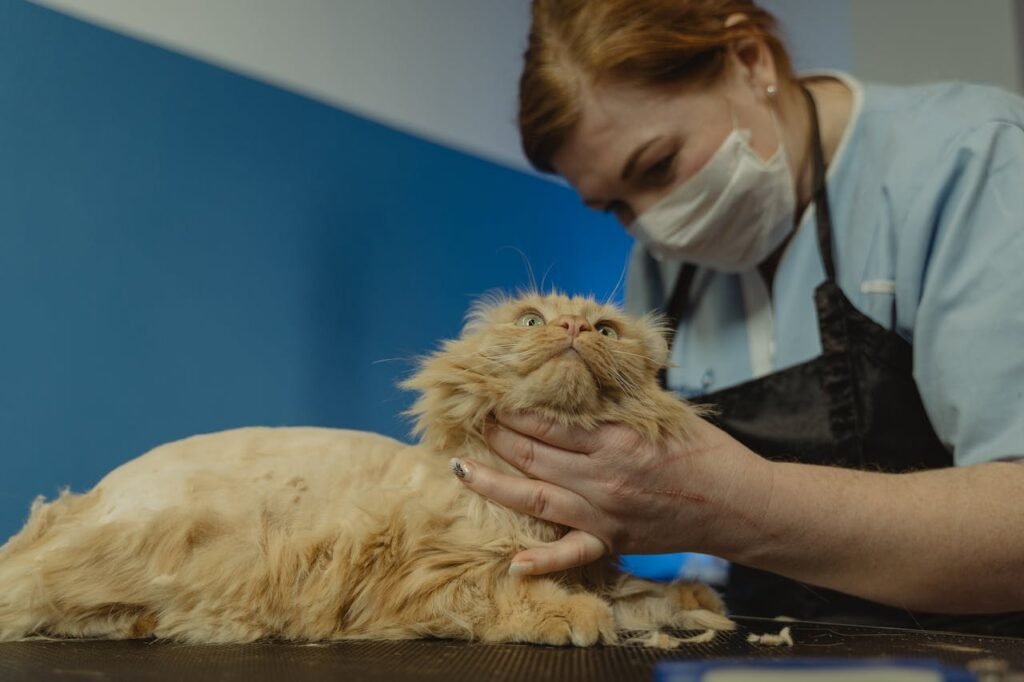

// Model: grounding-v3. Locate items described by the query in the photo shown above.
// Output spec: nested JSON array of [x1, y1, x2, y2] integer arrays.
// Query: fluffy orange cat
[[0, 292, 733, 646]]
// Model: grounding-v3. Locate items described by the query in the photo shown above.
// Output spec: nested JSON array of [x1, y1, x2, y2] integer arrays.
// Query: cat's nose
[[556, 316, 593, 339]]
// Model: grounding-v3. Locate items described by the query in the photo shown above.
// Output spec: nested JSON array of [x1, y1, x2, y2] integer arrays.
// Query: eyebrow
[[581, 136, 661, 208]]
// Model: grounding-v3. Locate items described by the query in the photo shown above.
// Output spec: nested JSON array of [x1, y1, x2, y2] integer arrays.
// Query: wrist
[[686, 432, 778, 560], [712, 459, 880, 584]]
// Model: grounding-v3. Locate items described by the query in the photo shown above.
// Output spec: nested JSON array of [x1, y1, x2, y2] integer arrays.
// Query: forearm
[[708, 455, 1024, 613]]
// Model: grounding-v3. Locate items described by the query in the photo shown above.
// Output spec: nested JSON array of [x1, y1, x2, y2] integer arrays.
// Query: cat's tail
[[0, 491, 99, 641], [0, 497, 55, 640], [0, 556, 47, 640], [673, 607, 736, 632]]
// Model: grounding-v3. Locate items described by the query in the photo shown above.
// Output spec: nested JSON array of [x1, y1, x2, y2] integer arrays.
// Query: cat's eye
[[515, 312, 546, 328], [596, 323, 619, 339]]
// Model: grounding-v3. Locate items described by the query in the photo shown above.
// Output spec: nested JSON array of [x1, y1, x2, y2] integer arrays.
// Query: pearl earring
[[766, 84, 778, 97]]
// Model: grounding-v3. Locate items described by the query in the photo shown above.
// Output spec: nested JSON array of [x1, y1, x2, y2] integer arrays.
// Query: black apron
[[656, 86, 1023, 637]]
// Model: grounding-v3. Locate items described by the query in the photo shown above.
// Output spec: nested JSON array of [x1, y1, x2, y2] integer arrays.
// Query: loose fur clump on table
[[0, 291, 734, 647]]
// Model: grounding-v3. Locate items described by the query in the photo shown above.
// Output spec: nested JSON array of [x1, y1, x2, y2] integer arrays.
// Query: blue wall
[[0, 2, 632, 540]]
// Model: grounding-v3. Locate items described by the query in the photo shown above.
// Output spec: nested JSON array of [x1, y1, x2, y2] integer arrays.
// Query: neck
[[787, 76, 853, 218]]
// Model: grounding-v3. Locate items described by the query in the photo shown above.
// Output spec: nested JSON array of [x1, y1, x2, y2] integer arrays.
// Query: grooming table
[[1, 617, 1021, 681]]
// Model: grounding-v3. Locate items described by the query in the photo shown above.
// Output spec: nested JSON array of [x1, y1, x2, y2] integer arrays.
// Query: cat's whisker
[[443, 350, 504, 360], [446, 342, 523, 355], [603, 259, 630, 306], [449, 352, 528, 367], [606, 348, 653, 360], [456, 359, 515, 371], [610, 370, 641, 398], [539, 262, 557, 295], [499, 246, 538, 293], [603, 360, 645, 398]]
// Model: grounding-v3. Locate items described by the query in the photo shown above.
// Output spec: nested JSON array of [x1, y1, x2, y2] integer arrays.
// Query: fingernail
[[449, 458, 472, 482], [508, 561, 534, 576]]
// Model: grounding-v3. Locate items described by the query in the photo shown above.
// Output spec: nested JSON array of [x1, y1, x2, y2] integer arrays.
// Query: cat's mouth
[[551, 342, 592, 369]]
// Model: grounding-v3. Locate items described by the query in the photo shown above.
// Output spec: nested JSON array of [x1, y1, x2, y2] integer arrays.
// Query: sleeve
[[901, 121, 1024, 466]]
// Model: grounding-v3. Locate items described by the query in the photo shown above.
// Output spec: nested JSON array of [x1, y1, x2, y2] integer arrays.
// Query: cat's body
[[0, 293, 734, 646]]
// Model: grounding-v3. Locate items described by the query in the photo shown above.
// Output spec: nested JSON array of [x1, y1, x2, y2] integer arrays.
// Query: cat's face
[[404, 291, 680, 450], [459, 293, 669, 410]]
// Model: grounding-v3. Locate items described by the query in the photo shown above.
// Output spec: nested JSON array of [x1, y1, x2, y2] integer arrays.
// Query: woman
[[451, 0, 1024, 635]]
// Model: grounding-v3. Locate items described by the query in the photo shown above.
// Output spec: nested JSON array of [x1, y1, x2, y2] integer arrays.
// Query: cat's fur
[[0, 292, 733, 646]]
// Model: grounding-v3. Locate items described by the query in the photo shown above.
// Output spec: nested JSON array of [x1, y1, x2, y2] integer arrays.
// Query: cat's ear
[[639, 313, 672, 369], [461, 290, 512, 336]]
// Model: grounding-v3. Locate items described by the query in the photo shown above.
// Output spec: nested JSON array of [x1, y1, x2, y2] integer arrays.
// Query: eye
[[515, 312, 546, 328], [643, 152, 677, 185], [595, 323, 619, 339]]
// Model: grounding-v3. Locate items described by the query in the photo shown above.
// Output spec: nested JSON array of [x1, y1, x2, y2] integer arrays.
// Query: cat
[[0, 291, 734, 647]]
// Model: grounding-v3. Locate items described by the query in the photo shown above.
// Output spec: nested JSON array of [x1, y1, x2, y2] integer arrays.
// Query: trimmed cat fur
[[0, 291, 733, 645]]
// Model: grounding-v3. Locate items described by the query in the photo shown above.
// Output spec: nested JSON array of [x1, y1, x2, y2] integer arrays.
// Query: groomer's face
[[551, 62, 779, 226]]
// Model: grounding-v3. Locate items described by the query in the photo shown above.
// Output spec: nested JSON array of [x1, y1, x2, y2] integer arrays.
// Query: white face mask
[[628, 113, 796, 273]]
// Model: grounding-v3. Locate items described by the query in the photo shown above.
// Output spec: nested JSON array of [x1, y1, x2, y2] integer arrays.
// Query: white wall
[[31, 0, 1024, 173], [849, 0, 1023, 93], [31, 0, 533, 171], [31, 0, 856, 174], [761, 0, 853, 72]]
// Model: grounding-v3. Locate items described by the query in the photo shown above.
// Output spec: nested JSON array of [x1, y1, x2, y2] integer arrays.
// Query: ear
[[724, 13, 779, 102]]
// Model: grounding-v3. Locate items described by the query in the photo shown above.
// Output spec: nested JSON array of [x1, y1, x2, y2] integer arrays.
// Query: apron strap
[[662, 262, 697, 343], [656, 262, 697, 388], [801, 85, 838, 282]]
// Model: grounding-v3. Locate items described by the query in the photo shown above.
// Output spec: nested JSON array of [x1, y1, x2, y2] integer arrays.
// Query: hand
[[453, 410, 769, 575]]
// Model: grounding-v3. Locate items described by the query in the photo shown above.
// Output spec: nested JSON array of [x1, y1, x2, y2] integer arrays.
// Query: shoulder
[[861, 78, 1024, 125], [838, 77, 1024, 301], [820, 77, 1024, 333], [853, 79, 1024, 200], [873, 87, 1024, 464]]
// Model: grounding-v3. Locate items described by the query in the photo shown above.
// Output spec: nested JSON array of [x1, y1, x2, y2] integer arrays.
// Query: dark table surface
[[1, 617, 1021, 682]]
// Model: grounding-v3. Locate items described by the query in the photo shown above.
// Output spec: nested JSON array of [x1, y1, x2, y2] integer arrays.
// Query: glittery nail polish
[[449, 458, 471, 481]]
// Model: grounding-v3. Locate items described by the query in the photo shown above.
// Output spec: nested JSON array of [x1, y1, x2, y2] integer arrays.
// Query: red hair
[[518, 0, 793, 172]]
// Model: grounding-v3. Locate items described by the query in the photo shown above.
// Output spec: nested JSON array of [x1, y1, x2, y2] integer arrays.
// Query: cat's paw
[[525, 593, 617, 647], [669, 581, 735, 631], [672, 581, 726, 614], [493, 585, 614, 647]]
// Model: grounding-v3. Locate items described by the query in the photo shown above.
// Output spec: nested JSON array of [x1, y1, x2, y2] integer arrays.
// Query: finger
[[492, 409, 601, 453], [484, 423, 588, 488], [450, 458, 592, 529], [509, 530, 608, 575]]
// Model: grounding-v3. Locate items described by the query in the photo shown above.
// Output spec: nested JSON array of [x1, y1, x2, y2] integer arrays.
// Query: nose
[[556, 316, 593, 339]]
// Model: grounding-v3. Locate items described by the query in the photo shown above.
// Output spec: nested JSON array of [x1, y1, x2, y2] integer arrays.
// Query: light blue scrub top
[[625, 73, 1024, 467]]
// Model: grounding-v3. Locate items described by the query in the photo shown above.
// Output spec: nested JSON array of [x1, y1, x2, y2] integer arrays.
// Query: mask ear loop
[[763, 83, 788, 163], [731, 105, 743, 135], [729, 82, 780, 143], [727, 95, 749, 144]]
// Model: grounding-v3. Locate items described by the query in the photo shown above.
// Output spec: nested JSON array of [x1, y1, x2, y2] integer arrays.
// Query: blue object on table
[[655, 658, 977, 682], [620, 553, 729, 584]]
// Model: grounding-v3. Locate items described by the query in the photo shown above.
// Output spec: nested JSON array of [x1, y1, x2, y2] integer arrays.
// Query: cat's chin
[[502, 353, 604, 418]]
